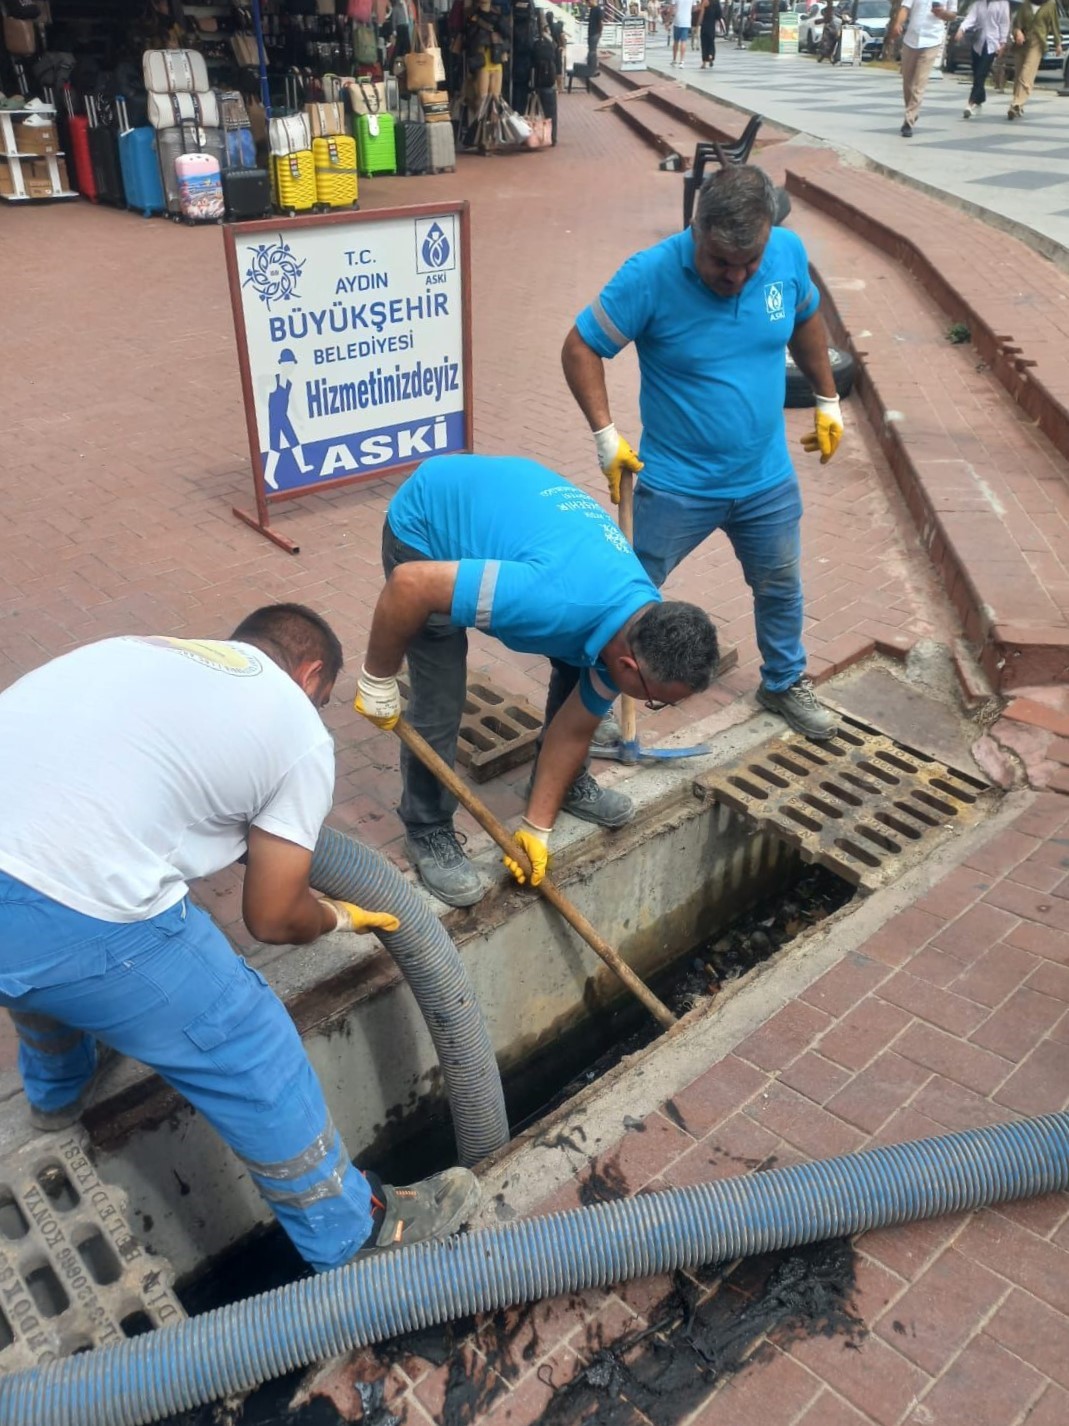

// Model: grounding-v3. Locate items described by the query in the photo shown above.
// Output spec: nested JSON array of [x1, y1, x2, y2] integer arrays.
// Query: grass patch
[[748, 35, 775, 51]]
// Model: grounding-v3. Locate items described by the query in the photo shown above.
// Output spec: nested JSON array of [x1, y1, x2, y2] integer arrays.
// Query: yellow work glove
[[354, 665, 401, 730], [799, 393, 843, 465], [502, 819, 551, 888], [318, 897, 400, 934], [593, 423, 644, 505]]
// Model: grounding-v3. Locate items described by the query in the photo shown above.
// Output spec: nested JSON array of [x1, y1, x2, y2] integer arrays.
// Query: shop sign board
[[223, 201, 472, 553], [779, 12, 800, 50], [621, 17, 648, 68]]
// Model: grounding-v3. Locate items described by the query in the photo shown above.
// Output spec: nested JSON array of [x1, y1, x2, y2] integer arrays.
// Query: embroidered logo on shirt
[[137, 637, 263, 676], [763, 283, 786, 322]]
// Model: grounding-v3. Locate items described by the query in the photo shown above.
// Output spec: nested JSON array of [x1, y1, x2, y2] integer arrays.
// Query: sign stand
[[223, 201, 473, 554], [620, 15, 648, 70]]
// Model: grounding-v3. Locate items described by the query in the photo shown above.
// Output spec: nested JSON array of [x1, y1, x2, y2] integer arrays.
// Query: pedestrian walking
[[671, 0, 692, 62], [1008, 0, 1063, 117], [959, 0, 1010, 116], [699, 0, 722, 65], [354, 455, 720, 908], [562, 165, 844, 743], [889, 0, 957, 136], [0, 605, 480, 1271]]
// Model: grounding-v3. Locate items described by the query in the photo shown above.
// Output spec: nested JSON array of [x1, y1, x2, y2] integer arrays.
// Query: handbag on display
[[345, 74, 386, 113], [3, 16, 36, 55], [524, 90, 552, 148], [354, 20, 378, 64], [231, 33, 261, 66], [270, 111, 311, 155], [305, 99, 347, 136], [404, 24, 437, 90]]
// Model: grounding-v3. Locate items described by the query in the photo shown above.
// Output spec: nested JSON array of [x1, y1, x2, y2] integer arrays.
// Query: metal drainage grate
[[0, 1132, 184, 1372], [398, 675, 543, 783], [699, 716, 992, 893]]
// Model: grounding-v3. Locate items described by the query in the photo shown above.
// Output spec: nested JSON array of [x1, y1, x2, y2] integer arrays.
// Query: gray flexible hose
[[2, 1112, 1066, 1426], [309, 825, 509, 1165]]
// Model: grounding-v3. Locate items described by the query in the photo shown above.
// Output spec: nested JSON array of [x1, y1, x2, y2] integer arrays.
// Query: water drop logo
[[421, 222, 451, 270], [243, 236, 306, 309]]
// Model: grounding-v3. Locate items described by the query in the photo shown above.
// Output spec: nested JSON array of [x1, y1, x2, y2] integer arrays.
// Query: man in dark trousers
[[355, 454, 720, 907], [563, 165, 844, 744], [0, 604, 479, 1272], [588, 1, 605, 68]]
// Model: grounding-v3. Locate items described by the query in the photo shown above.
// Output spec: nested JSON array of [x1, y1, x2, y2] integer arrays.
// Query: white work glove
[[354, 665, 401, 730], [318, 897, 400, 934], [593, 423, 643, 504], [799, 393, 843, 465], [502, 818, 552, 888]]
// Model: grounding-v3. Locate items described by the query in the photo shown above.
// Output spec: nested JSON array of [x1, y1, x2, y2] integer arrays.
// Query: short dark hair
[[631, 601, 719, 692], [693, 165, 778, 251], [230, 603, 344, 682]]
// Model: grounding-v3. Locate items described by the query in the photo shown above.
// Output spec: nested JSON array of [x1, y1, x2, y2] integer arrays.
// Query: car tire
[[785, 346, 856, 408]]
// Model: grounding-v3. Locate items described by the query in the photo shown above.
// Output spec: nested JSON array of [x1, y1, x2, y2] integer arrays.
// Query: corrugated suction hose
[[308, 825, 508, 1166], [3, 1113, 1067, 1426]]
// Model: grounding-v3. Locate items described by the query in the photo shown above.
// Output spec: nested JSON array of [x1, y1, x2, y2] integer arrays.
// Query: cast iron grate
[[398, 674, 543, 783], [0, 1132, 183, 1372], [700, 715, 992, 892]]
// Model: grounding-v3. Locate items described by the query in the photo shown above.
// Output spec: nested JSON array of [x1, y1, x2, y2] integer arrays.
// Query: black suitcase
[[86, 95, 126, 207], [222, 167, 272, 220], [396, 119, 429, 175]]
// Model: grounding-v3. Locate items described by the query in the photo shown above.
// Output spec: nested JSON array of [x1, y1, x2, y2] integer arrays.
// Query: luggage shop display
[[272, 148, 316, 212], [395, 117, 429, 176], [62, 84, 95, 201], [142, 50, 210, 96], [426, 115, 456, 173], [86, 95, 125, 207], [312, 132, 358, 207], [175, 151, 224, 222], [116, 95, 165, 216]]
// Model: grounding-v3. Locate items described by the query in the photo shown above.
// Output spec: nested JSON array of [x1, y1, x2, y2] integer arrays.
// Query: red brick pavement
[[304, 794, 1069, 1426]]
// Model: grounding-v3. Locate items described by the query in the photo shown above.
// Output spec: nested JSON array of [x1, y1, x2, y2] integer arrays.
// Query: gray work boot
[[756, 677, 838, 741], [28, 1044, 118, 1133], [405, 827, 485, 908], [562, 770, 634, 827], [590, 713, 622, 749], [354, 1167, 481, 1256]]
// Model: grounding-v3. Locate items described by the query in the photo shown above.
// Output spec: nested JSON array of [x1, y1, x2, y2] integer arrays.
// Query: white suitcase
[[175, 152, 224, 222], [148, 90, 221, 130], [142, 49, 210, 95]]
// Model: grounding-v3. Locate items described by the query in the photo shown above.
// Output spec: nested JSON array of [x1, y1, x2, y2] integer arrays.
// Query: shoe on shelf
[[354, 1167, 481, 1257], [561, 770, 634, 828], [404, 827, 485, 908], [28, 1044, 119, 1133], [756, 677, 838, 741], [900, 120, 913, 137], [590, 713, 622, 750]]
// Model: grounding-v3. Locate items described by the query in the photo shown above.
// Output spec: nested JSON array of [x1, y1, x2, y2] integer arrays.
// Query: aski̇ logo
[[763, 282, 785, 322]]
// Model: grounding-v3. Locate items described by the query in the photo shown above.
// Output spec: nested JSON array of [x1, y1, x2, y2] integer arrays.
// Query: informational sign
[[223, 201, 472, 553], [839, 23, 864, 64], [621, 16, 648, 68], [601, 21, 623, 47], [779, 11, 800, 50]]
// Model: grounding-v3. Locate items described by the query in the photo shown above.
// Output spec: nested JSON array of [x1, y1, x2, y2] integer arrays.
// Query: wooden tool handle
[[618, 469, 638, 749], [394, 718, 676, 1030]]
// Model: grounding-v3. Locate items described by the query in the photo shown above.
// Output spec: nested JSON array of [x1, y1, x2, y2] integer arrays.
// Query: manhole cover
[[700, 716, 992, 892], [0, 1132, 183, 1371]]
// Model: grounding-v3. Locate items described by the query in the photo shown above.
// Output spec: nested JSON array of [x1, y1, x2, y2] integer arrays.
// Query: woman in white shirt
[[958, 0, 1011, 117]]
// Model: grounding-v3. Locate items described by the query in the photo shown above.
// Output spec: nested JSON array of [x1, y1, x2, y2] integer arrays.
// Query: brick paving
[[3, 69, 1069, 1426]]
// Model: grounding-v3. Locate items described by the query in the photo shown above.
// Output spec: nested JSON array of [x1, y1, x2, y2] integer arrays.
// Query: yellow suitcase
[[312, 134, 359, 209], [272, 150, 316, 212]]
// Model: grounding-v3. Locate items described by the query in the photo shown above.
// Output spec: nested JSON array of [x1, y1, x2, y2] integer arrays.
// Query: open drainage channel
[[0, 713, 997, 1414]]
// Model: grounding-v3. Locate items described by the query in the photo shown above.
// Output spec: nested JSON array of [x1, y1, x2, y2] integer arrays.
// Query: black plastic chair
[[681, 114, 763, 228]]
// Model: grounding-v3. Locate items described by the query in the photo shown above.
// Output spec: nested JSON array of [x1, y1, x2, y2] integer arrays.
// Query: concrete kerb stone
[[471, 783, 1038, 1227]]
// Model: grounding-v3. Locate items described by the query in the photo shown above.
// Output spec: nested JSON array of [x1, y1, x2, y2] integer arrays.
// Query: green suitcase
[[354, 111, 397, 176]]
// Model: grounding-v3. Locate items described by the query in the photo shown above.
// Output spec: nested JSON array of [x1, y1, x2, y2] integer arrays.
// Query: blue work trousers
[[633, 476, 806, 692], [0, 870, 373, 1273]]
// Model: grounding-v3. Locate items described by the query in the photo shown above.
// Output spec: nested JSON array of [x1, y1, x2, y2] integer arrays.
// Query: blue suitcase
[[117, 97, 165, 215]]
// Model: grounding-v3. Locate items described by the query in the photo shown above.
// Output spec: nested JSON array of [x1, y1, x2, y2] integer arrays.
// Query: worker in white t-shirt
[[671, 0, 693, 62], [0, 604, 478, 1272], [890, 0, 957, 136]]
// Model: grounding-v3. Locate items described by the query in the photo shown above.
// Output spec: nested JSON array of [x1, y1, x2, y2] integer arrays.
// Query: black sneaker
[[28, 1044, 118, 1132], [404, 827, 485, 908], [561, 770, 634, 828], [354, 1167, 481, 1256], [900, 121, 913, 137], [756, 677, 838, 741]]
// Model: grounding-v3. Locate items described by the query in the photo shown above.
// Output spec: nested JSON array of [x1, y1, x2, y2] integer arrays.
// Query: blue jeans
[[633, 476, 806, 692], [0, 871, 373, 1272]]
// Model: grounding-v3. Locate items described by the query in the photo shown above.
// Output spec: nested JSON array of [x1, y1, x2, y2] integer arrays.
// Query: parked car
[[798, 0, 826, 49], [741, 0, 791, 35], [851, 0, 893, 57], [944, 1, 1069, 74]]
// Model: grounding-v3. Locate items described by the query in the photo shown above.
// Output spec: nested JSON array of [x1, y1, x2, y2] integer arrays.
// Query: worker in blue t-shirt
[[353, 455, 720, 908], [562, 164, 844, 742]]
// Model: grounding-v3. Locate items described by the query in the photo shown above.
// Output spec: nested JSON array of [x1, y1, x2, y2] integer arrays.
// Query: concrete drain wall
[[0, 1133, 182, 1371]]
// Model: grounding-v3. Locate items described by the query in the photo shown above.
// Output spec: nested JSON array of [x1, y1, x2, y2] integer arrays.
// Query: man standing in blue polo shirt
[[562, 164, 844, 741], [354, 454, 719, 907]]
